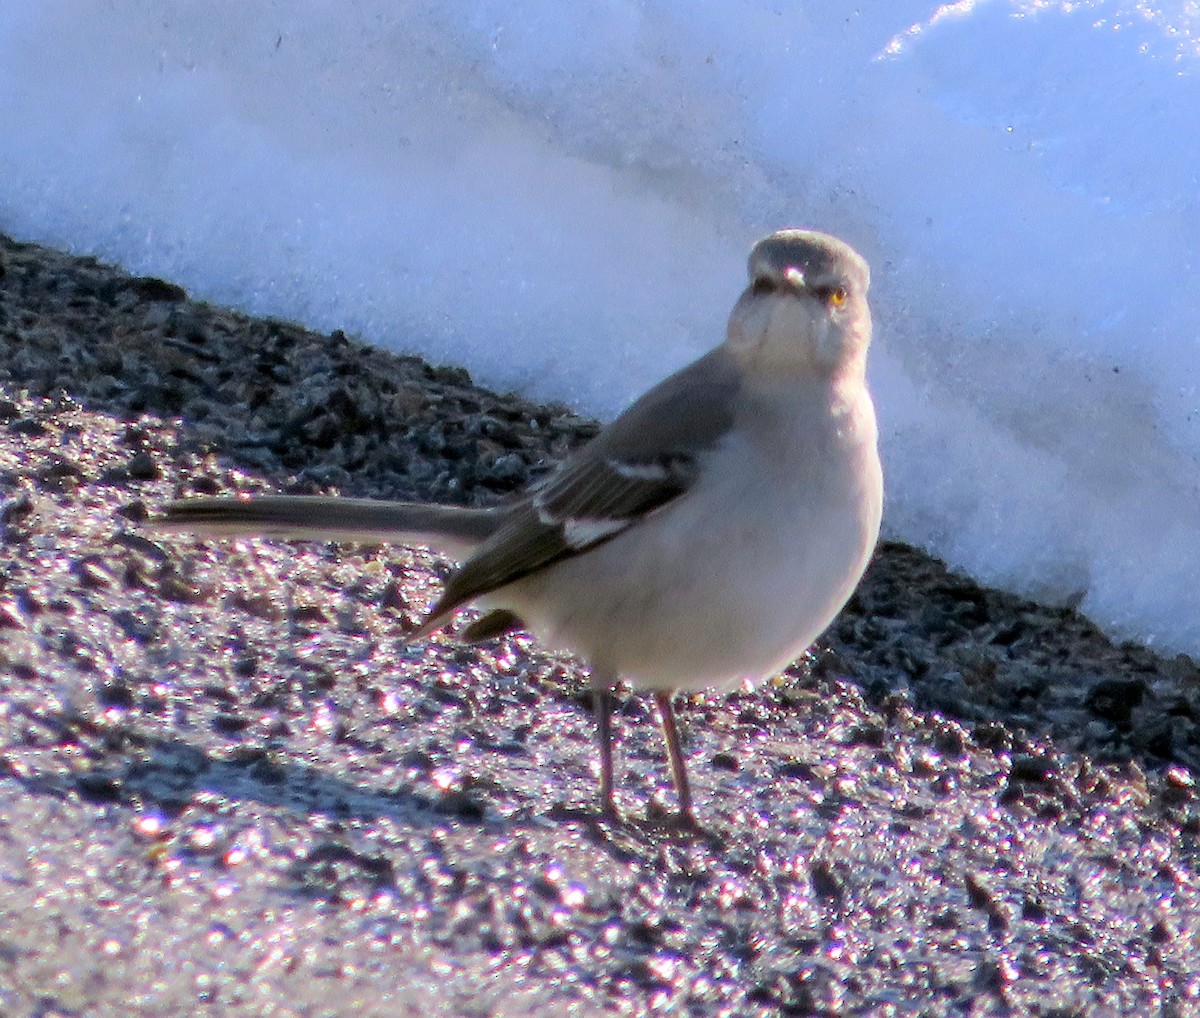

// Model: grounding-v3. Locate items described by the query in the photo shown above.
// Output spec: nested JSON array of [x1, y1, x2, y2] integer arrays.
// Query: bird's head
[[726, 229, 872, 379]]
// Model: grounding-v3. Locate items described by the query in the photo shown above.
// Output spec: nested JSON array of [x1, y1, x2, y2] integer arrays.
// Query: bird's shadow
[[7, 700, 718, 875]]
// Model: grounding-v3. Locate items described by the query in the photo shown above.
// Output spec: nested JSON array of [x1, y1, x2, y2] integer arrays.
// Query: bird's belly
[[497, 452, 880, 691]]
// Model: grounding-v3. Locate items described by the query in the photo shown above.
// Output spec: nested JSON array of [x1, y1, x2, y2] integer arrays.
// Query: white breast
[[495, 382, 882, 692]]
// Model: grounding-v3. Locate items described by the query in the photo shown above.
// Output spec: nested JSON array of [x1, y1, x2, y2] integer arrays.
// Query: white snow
[[1, 2, 1198, 654]]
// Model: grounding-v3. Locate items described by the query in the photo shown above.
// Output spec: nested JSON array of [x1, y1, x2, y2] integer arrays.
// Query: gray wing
[[415, 346, 741, 633]]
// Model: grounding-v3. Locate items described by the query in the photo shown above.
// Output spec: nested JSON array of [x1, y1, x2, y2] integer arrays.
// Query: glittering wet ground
[[0, 233, 1197, 1016]]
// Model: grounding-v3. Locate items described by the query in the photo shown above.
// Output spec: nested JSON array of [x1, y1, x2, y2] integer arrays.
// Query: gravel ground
[[0, 231, 1197, 1017]]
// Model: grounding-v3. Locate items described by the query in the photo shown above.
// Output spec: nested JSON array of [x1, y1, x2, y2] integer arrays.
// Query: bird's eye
[[751, 277, 777, 296], [819, 286, 848, 307]]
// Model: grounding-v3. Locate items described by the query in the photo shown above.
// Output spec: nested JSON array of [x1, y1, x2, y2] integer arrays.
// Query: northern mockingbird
[[156, 229, 883, 827]]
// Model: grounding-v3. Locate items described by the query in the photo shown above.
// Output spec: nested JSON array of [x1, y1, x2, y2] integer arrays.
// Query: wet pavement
[[0, 232, 1197, 1016]]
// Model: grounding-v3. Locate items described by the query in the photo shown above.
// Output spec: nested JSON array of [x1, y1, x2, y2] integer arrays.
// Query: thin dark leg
[[591, 679, 617, 818], [654, 690, 695, 825]]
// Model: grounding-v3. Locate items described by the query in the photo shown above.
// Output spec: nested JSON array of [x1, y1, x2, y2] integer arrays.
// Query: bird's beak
[[782, 266, 807, 292]]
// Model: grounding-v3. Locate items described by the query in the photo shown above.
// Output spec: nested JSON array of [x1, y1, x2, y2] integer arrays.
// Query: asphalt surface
[[0, 232, 1197, 1017]]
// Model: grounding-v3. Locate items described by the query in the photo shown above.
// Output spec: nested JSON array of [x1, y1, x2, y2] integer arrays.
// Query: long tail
[[153, 495, 499, 560]]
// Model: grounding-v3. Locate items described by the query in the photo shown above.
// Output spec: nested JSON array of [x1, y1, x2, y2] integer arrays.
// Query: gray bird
[[155, 229, 883, 826]]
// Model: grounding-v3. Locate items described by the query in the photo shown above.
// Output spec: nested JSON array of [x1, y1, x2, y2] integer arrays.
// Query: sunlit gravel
[[0, 233, 1197, 1017]]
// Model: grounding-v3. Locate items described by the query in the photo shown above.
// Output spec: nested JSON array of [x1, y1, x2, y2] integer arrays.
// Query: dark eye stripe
[[751, 277, 777, 296]]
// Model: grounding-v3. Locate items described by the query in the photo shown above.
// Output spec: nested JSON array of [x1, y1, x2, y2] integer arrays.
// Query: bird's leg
[[654, 691, 696, 826], [590, 671, 618, 818]]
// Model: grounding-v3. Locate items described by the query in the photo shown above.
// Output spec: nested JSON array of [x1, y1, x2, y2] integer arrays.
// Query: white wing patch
[[527, 455, 688, 551], [606, 458, 673, 481], [534, 499, 558, 526], [561, 517, 628, 550]]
